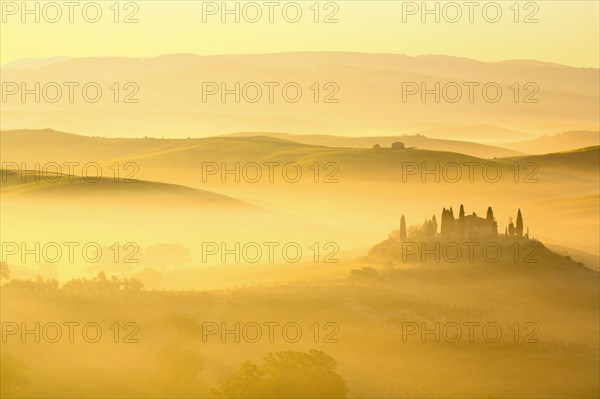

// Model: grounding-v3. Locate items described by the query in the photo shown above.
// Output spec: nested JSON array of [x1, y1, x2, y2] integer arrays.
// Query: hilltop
[[221, 131, 522, 158], [0, 168, 252, 208]]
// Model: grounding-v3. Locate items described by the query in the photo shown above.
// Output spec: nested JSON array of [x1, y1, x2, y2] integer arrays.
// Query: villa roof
[[463, 215, 493, 225]]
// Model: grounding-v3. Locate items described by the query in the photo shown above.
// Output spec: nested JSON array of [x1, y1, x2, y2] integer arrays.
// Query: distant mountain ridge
[[2, 52, 597, 139], [502, 130, 600, 154]]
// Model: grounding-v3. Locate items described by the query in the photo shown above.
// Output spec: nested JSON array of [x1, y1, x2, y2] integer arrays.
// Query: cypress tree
[[400, 215, 407, 241], [516, 209, 523, 236]]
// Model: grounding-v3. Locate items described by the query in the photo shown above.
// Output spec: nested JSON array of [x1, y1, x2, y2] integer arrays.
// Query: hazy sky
[[1, 1, 599, 67]]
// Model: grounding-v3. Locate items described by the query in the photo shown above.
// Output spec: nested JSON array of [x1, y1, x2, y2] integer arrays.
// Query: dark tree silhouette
[[399, 215, 407, 242], [508, 222, 516, 235], [516, 209, 524, 236], [212, 350, 347, 398], [459, 204, 465, 219], [486, 207, 494, 221], [441, 207, 456, 239], [431, 215, 437, 236]]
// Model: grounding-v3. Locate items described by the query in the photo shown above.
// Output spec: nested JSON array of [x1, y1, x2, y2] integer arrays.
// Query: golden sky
[[1, 0, 599, 67]]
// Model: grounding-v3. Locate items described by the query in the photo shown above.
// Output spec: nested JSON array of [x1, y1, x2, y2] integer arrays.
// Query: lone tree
[[486, 206, 494, 221], [212, 350, 347, 398], [516, 209, 524, 236], [459, 204, 465, 219], [431, 214, 438, 235], [399, 215, 407, 242]]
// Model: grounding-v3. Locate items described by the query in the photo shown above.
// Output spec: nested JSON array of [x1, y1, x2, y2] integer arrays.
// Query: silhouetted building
[[463, 214, 497, 239], [441, 205, 498, 240]]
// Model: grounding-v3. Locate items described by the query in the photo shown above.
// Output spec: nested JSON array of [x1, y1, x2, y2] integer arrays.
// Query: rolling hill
[[221, 131, 523, 158], [0, 168, 252, 208], [2, 129, 598, 256], [3, 129, 597, 183], [499, 146, 600, 177]]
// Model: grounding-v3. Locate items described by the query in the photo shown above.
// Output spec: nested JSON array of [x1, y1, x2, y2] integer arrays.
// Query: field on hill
[[2, 245, 598, 398], [1, 130, 598, 398]]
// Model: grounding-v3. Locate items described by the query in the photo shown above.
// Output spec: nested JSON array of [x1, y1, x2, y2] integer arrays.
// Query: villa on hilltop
[[398, 205, 527, 242]]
